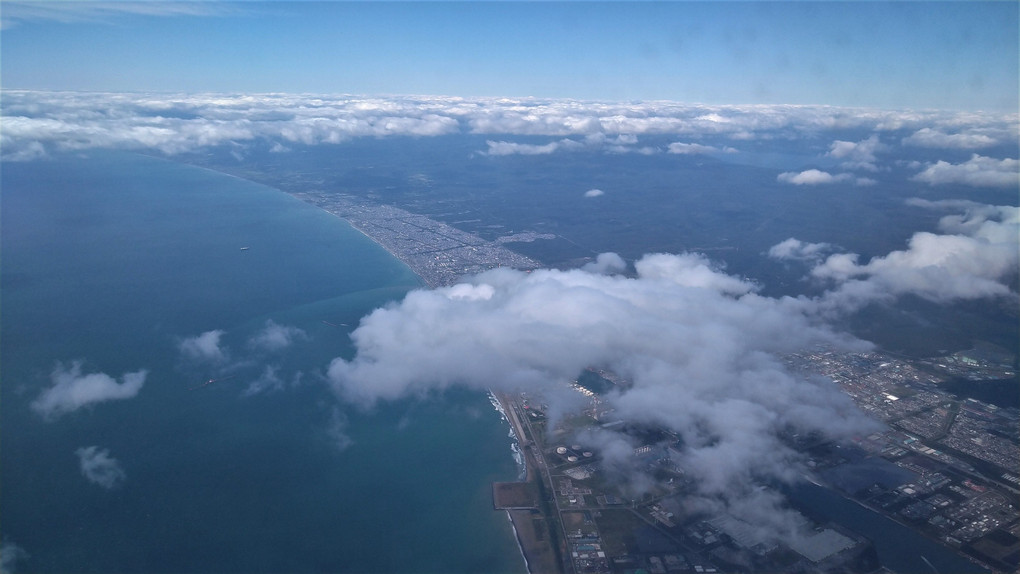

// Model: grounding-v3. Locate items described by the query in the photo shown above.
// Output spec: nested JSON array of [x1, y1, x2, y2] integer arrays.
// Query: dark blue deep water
[[1, 152, 524, 573]]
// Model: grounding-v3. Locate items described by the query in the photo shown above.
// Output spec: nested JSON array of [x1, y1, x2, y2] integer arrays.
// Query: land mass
[[293, 191, 543, 288], [290, 190, 1018, 574]]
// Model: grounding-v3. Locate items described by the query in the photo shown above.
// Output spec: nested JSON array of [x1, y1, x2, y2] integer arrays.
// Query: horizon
[[1, 1, 1017, 113]]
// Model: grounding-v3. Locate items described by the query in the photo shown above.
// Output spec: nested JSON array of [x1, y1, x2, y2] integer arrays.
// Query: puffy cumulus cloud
[[247, 320, 307, 352], [583, 188, 605, 198], [74, 446, 126, 489], [31, 362, 147, 421], [810, 200, 1019, 307], [777, 169, 852, 185], [768, 238, 835, 263], [582, 252, 627, 274], [902, 128, 999, 149], [911, 154, 1019, 188], [178, 330, 228, 363], [327, 253, 875, 532], [667, 142, 737, 155], [826, 134, 885, 171], [635, 253, 757, 296]]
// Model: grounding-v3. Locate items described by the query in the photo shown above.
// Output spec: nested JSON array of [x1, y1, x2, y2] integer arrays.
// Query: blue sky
[[2, 1, 1017, 111]]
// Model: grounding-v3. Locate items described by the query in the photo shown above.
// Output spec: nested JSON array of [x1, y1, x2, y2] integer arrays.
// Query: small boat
[[240, 247, 250, 251]]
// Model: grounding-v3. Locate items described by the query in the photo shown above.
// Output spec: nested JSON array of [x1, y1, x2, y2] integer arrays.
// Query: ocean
[[0, 151, 525, 573]]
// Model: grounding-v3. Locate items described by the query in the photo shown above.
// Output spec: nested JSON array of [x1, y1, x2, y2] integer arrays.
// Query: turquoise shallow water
[[1, 151, 525, 573]]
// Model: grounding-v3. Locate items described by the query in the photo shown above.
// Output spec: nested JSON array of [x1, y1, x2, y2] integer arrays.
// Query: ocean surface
[[1, 151, 525, 573]]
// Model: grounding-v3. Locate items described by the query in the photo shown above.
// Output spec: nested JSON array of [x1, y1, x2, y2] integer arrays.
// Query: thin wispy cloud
[[75, 446, 126, 489], [178, 330, 228, 364], [0, 540, 29, 574], [247, 320, 307, 353], [667, 142, 736, 155], [1, 1, 237, 29]]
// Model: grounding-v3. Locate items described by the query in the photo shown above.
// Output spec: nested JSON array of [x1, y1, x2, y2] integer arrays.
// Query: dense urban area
[[489, 343, 1018, 574], [292, 192, 545, 287]]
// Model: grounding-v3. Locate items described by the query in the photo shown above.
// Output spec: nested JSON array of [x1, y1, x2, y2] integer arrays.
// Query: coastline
[[492, 392, 564, 574], [288, 190, 543, 289], [289, 186, 558, 570], [161, 162, 554, 573]]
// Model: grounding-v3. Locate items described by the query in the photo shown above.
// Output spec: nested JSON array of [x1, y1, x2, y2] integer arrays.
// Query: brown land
[[493, 393, 565, 574]]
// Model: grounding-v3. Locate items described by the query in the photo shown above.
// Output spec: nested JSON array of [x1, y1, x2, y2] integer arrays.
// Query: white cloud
[[911, 154, 1019, 188], [902, 128, 999, 149], [777, 169, 852, 185], [810, 201, 1019, 306], [247, 320, 307, 352], [582, 252, 627, 274], [635, 252, 757, 296], [667, 142, 737, 154], [483, 138, 584, 156], [767, 238, 834, 263], [178, 330, 228, 363], [4, 91, 1016, 161], [826, 134, 885, 171], [583, 188, 604, 198], [0, 141, 47, 162], [31, 362, 147, 421], [326, 253, 874, 532], [74, 446, 126, 489]]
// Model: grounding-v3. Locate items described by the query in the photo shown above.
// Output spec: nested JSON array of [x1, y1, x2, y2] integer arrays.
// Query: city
[[490, 346, 1017, 574]]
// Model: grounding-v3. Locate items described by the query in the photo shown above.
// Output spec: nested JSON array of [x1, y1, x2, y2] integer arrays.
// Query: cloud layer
[[3, 91, 1016, 165], [31, 362, 147, 421]]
